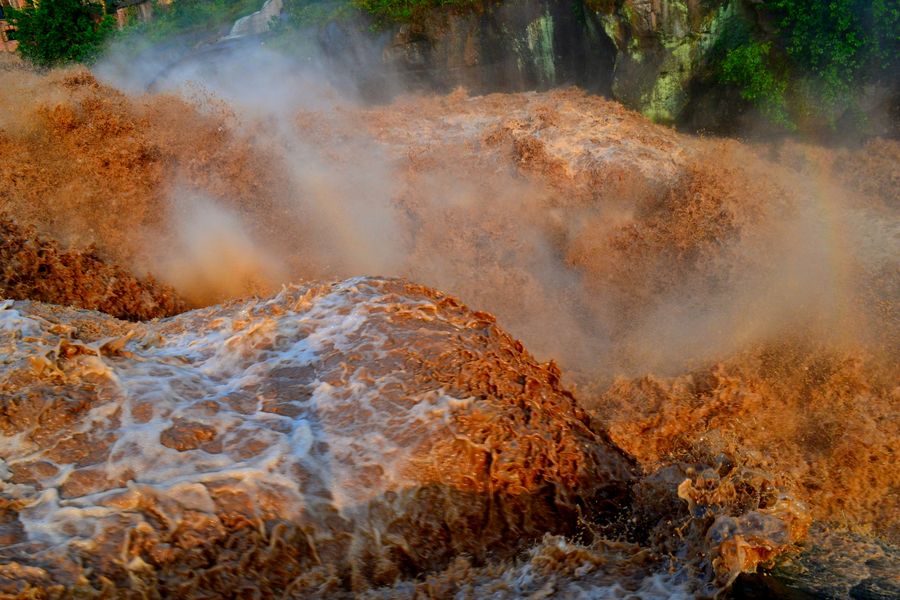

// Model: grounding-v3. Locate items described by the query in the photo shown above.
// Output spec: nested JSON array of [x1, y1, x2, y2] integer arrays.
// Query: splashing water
[[0, 54, 897, 597]]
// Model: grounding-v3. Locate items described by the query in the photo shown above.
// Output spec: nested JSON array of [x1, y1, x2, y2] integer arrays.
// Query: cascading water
[[0, 52, 897, 598], [223, 0, 284, 40]]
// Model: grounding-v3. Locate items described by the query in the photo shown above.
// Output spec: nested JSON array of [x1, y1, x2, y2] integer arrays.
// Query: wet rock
[[312, 0, 754, 124], [317, 0, 618, 99], [596, 0, 749, 124], [733, 526, 900, 600]]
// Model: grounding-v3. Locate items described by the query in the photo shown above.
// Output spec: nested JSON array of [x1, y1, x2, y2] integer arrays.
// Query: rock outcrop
[[318, 0, 618, 98], [593, 0, 746, 124], [315, 0, 751, 124]]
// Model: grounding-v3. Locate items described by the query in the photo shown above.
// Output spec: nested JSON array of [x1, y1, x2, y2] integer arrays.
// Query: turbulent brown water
[[0, 54, 897, 598], [0, 218, 184, 320]]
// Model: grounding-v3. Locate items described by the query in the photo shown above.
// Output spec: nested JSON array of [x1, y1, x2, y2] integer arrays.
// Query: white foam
[[1, 279, 475, 556]]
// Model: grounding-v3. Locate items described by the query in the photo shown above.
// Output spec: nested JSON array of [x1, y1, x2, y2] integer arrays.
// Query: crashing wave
[[0, 277, 635, 595]]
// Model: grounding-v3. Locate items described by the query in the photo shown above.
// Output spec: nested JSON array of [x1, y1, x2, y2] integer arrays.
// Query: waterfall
[[223, 0, 284, 40]]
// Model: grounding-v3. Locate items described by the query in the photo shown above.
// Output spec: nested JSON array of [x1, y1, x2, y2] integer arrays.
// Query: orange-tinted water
[[0, 60, 896, 597]]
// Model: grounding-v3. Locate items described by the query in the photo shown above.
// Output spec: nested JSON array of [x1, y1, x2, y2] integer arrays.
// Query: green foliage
[[765, 0, 898, 103], [719, 40, 791, 127], [122, 0, 265, 41], [6, 0, 115, 67], [871, 0, 900, 69], [715, 0, 899, 131], [352, 0, 479, 24]]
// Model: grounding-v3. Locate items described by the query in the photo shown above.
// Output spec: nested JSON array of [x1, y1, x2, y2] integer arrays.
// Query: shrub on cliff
[[768, 0, 898, 99], [6, 0, 115, 67], [719, 40, 791, 128], [718, 0, 899, 130]]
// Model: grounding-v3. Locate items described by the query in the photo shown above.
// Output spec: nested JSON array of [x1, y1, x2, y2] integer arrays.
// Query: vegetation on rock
[[718, 0, 899, 130], [6, 0, 115, 67], [4, 0, 897, 135], [121, 0, 266, 41], [719, 40, 791, 127]]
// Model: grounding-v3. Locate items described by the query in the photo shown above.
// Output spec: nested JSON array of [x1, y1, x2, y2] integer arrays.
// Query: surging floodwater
[[0, 278, 811, 598], [0, 53, 897, 597]]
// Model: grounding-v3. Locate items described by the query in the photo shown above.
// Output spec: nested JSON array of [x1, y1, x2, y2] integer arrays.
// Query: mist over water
[[0, 30, 897, 597], [90, 42, 900, 380]]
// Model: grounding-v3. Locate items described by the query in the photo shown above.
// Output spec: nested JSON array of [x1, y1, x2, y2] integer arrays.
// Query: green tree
[[720, 40, 791, 127], [717, 0, 899, 130], [7, 0, 115, 67], [765, 0, 898, 102]]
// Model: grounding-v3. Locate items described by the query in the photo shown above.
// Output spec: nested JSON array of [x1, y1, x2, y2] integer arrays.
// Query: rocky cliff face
[[317, 0, 748, 125], [144, 0, 784, 129], [318, 0, 618, 98], [595, 0, 744, 124]]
